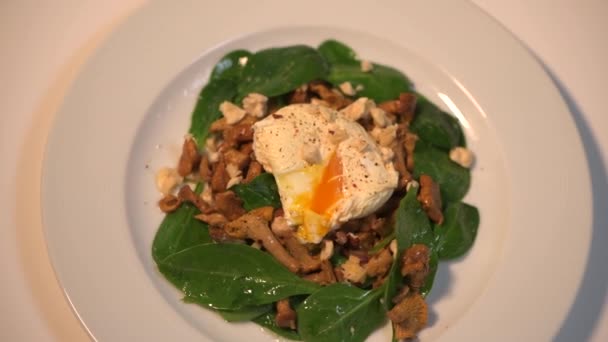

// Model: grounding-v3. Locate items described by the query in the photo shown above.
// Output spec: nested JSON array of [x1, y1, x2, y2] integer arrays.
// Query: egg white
[[253, 104, 398, 243]]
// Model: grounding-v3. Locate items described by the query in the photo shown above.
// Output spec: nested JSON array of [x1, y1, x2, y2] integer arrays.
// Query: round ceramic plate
[[42, 1, 591, 341]]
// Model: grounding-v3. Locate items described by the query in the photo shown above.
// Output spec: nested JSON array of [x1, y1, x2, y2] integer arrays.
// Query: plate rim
[[41, 1, 592, 341]]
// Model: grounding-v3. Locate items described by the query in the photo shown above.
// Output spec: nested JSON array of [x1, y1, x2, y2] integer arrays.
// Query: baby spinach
[[413, 141, 471, 202], [317, 39, 359, 66], [325, 63, 411, 103], [434, 202, 479, 260], [157, 243, 320, 310], [297, 284, 386, 342], [410, 97, 465, 150], [231, 173, 281, 211], [152, 184, 211, 263], [369, 231, 395, 254], [189, 78, 237, 144], [210, 49, 252, 82], [237, 45, 329, 101], [253, 311, 303, 341], [215, 304, 271, 322], [384, 187, 434, 308]]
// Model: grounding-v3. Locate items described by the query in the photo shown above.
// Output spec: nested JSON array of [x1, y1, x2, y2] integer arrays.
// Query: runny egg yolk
[[294, 152, 343, 242], [310, 151, 343, 215]]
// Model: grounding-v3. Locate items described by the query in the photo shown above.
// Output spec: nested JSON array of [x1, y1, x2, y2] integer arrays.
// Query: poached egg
[[252, 104, 398, 243]]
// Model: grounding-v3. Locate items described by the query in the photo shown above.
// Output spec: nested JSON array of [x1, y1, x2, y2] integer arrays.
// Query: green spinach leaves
[[158, 244, 320, 310], [231, 173, 281, 211]]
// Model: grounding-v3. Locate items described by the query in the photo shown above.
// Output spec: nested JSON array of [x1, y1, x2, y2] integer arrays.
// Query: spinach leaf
[[253, 311, 302, 341], [369, 232, 395, 254], [317, 39, 358, 66], [210, 49, 252, 82], [215, 304, 271, 322], [413, 141, 471, 202], [410, 97, 465, 150], [231, 173, 281, 211], [157, 243, 320, 310], [434, 202, 479, 260], [189, 78, 237, 144], [237, 45, 329, 101], [325, 63, 411, 102], [384, 187, 433, 307], [297, 284, 385, 342], [151, 184, 211, 263]]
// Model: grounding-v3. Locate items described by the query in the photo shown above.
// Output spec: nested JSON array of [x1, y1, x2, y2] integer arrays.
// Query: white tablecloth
[[1, 0, 606, 340]]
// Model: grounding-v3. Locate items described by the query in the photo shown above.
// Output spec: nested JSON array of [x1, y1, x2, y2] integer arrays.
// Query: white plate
[[42, 1, 591, 341]]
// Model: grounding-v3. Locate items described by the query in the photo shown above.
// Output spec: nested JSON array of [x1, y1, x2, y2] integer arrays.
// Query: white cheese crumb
[[219, 101, 246, 124], [155, 167, 183, 195], [205, 137, 220, 163], [238, 56, 248, 66], [242, 93, 268, 118], [406, 179, 420, 192], [320, 240, 334, 261], [355, 84, 365, 92], [350, 326, 355, 335], [226, 176, 243, 189], [225, 163, 242, 179], [341, 255, 367, 283], [201, 183, 213, 204], [449, 146, 475, 168], [339, 97, 375, 121], [339, 81, 356, 96], [360, 60, 373, 72], [389, 239, 398, 260], [271, 216, 293, 238], [371, 124, 397, 147], [370, 107, 389, 128]]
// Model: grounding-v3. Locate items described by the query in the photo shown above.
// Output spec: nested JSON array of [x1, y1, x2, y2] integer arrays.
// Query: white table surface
[[1, 0, 606, 341]]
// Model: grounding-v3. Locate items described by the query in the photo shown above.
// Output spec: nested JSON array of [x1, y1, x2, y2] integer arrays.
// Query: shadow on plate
[[535, 61, 608, 342]]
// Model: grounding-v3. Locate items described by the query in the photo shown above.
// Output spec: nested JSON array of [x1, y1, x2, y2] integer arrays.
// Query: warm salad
[[151, 40, 479, 341]]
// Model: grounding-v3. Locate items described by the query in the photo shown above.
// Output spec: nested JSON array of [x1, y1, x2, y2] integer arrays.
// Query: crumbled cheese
[[219, 101, 246, 124], [370, 107, 389, 128], [205, 137, 220, 163], [242, 93, 268, 118], [406, 179, 420, 192], [360, 60, 373, 72], [341, 255, 367, 283], [371, 124, 397, 147], [355, 84, 365, 92], [300, 142, 321, 165], [225, 163, 242, 179], [320, 240, 334, 261], [238, 56, 248, 66], [201, 183, 213, 204], [226, 176, 243, 188], [389, 239, 397, 260], [449, 146, 475, 168], [339, 81, 356, 96], [155, 167, 183, 195], [340, 97, 375, 121], [271, 216, 293, 238]]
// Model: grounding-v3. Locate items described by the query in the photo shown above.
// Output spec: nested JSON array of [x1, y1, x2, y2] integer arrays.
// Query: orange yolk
[[310, 152, 343, 217]]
